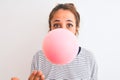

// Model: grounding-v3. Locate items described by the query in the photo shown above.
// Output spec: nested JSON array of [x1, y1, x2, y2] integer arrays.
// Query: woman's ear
[[75, 27, 79, 35]]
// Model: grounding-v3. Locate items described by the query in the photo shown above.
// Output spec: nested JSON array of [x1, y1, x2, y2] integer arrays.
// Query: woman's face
[[50, 9, 77, 35]]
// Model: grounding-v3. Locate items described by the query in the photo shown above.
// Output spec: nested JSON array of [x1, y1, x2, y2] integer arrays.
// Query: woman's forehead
[[51, 9, 76, 22]]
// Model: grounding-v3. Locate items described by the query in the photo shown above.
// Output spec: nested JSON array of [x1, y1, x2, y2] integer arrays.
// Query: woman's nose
[[61, 24, 67, 29]]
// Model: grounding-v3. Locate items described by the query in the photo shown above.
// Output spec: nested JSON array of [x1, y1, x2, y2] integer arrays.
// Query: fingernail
[[33, 70, 37, 74]]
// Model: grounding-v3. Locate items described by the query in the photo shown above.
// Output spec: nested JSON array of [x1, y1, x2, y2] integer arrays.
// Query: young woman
[[12, 3, 97, 80]]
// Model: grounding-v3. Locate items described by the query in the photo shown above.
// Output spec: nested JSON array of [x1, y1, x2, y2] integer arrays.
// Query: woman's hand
[[28, 70, 45, 80], [11, 70, 45, 80]]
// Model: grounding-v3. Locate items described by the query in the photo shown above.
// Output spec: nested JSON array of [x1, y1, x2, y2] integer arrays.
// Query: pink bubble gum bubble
[[42, 29, 79, 65]]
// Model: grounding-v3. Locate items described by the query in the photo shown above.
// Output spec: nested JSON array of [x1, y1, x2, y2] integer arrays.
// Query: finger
[[28, 70, 37, 80], [40, 75, 45, 80], [34, 71, 42, 80], [34, 71, 44, 80], [38, 71, 45, 80], [11, 77, 19, 80]]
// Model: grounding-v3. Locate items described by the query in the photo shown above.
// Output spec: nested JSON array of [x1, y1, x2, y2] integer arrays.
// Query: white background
[[0, 0, 120, 80]]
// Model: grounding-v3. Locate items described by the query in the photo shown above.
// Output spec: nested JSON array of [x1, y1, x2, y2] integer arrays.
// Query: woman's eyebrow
[[53, 19, 73, 22], [53, 19, 60, 22], [66, 19, 73, 22]]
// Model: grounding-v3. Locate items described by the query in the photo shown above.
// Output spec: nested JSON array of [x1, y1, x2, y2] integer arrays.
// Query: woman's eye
[[53, 24, 61, 28], [67, 23, 73, 28]]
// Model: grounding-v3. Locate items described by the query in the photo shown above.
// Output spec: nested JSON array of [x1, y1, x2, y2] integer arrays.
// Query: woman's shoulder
[[32, 50, 46, 62], [33, 50, 45, 56], [80, 47, 97, 63], [80, 47, 94, 56]]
